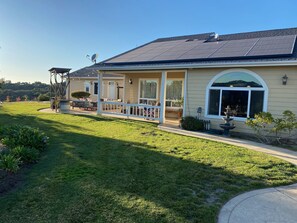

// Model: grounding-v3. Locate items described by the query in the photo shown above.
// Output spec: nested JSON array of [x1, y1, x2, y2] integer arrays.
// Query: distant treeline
[[0, 82, 50, 101]]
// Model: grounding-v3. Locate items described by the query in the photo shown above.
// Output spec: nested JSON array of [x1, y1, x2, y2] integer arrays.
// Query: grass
[[0, 102, 297, 223]]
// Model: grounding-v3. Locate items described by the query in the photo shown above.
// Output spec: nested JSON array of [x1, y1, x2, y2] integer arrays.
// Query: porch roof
[[69, 67, 124, 78]]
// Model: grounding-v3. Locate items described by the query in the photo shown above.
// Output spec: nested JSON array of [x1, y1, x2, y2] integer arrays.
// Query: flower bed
[[0, 125, 49, 173]]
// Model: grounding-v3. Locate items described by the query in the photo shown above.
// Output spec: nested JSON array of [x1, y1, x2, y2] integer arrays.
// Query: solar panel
[[208, 38, 259, 58], [246, 35, 296, 56], [106, 35, 296, 63]]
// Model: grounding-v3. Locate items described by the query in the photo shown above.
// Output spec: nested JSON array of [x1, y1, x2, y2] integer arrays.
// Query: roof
[[49, 67, 71, 73], [93, 27, 297, 71], [69, 67, 123, 78]]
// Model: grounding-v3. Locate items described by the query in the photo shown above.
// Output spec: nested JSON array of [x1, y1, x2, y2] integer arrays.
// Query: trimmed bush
[[0, 154, 20, 173], [180, 116, 204, 131], [37, 94, 50, 101], [71, 91, 90, 99], [11, 146, 40, 163], [0, 125, 49, 151]]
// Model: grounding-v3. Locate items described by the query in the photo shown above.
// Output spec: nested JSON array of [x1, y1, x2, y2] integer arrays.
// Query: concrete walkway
[[158, 125, 297, 223]]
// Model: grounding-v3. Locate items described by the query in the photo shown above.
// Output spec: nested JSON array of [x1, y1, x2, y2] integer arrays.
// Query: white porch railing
[[101, 101, 161, 121]]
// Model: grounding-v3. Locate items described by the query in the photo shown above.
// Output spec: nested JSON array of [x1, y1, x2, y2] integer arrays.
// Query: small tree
[[23, 95, 29, 101], [71, 91, 91, 100], [246, 110, 297, 144], [246, 112, 274, 143], [273, 110, 297, 138], [6, 96, 11, 102]]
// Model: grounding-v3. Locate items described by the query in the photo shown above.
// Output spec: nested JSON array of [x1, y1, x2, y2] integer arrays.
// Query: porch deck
[[41, 107, 180, 126]]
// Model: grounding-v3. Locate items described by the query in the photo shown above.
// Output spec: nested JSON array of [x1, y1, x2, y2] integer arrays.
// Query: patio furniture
[[70, 100, 87, 109], [166, 107, 183, 119], [84, 101, 97, 111]]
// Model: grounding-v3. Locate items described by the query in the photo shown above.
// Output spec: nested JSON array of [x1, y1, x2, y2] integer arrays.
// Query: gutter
[[69, 77, 124, 80], [91, 60, 297, 72]]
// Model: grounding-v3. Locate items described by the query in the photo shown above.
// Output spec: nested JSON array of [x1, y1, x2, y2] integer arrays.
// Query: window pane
[[140, 80, 157, 99], [94, 83, 98, 94], [212, 72, 262, 87], [208, 89, 220, 115], [166, 80, 182, 100], [250, 91, 264, 118], [221, 90, 248, 117]]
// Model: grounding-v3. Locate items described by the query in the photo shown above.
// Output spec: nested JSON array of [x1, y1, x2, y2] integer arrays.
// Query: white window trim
[[166, 78, 184, 107], [205, 68, 269, 121], [138, 78, 159, 104]]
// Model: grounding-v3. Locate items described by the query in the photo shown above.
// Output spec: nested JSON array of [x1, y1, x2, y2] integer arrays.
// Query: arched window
[[206, 69, 268, 119]]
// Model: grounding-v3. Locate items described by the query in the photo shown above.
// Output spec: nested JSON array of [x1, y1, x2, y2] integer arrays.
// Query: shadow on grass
[[71, 113, 159, 129], [71, 114, 116, 122], [0, 111, 296, 223]]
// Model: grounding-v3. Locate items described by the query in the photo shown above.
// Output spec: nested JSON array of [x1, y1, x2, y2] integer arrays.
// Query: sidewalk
[[158, 125, 297, 223]]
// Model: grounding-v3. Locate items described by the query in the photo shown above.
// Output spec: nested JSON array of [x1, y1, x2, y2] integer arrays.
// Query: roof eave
[[93, 60, 297, 72]]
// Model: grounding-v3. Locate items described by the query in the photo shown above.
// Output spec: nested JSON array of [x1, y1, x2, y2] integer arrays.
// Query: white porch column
[[123, 74, 126, 103], [97, 72, 103, 115], [182, 70, 188, 117], [159, 71, 167, 124]]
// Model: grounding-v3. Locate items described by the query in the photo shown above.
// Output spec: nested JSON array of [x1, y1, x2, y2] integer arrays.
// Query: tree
[[37, 94, 50, 101], [0, 81, 50, 101], [0, 78, 4, 90]]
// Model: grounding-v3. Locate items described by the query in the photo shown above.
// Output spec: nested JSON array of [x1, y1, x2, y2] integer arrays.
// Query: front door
[[108, 81, 116, 99]]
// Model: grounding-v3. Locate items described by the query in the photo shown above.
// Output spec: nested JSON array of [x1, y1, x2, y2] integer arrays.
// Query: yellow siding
[[185, 66, 297, 133], [123, 72, 185, 103], [124, 73, 161, 103], [68, 78, 123, 101]]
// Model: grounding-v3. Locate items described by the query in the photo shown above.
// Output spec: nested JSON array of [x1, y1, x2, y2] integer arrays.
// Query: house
[[68, 67, 124, 101], [90, 27, 297, 133]]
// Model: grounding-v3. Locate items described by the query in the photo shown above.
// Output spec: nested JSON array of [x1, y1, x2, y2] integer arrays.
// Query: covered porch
[[96, 70, 187, 124]]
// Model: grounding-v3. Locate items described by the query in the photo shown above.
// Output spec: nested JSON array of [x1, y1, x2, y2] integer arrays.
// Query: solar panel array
[[106, 35, 296, 63]]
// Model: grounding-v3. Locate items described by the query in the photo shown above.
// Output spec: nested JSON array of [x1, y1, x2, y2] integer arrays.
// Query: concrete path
[[158, 125, 297, 223]]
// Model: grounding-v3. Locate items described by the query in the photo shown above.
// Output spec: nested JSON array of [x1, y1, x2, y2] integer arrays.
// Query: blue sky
[[0, 0, 296, 83]]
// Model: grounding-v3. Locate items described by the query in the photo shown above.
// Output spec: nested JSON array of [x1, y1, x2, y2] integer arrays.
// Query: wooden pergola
[[49, 67, 71, 112]]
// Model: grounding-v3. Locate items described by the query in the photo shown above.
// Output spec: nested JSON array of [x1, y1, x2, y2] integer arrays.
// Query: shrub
[[0, 125, 49, 151], [246, 110, 297, 144], [246, 112, 274, 143], [37, 94, 50, 101], [11, 146, 40, 163], [180, 116, 204, 131], [71, 91, 90, 99], [0, 154, 20, 173]]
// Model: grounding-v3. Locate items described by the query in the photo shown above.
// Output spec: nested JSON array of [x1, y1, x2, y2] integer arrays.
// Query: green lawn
[[1, 102, 297, 223]]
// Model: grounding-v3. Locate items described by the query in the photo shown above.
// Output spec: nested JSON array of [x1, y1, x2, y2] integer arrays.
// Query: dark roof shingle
[[69, 67, 123, 78]]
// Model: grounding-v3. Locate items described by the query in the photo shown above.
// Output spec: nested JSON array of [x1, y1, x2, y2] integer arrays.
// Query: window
[[206, 70, 267, 119], [166, 80, 183, 107], [94, 82, 98, 95], [94, 82, 105, 97], [139, 79, 158, 105], [84, 81, 91, 93], [212, 72, 262, 87]]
